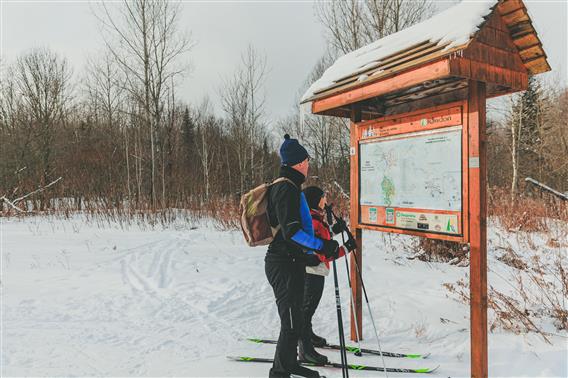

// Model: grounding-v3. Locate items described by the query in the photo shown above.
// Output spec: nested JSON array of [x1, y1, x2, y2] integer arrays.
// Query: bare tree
[[14, 48, 72, 194], [95, 0, 193, 207], [280, 53, 350, 187], [220, 45, 269, 194], [83, 51, 131, 202], [0, 62, 21, 132], [316, 0, 434, 54], [194, 98, 216, 201], [84, 51, 124, 128]]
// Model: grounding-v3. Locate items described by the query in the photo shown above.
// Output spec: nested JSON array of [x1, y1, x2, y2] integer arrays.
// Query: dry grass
[[414, 189, 568, 263], [489, 187, 568, 233], [412, 239, 467, 264], [0, 194, 242, 232], [444, 248, 568, 342]]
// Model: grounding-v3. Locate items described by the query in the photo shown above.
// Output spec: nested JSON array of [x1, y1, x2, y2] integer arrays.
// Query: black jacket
[[266, 166, 310, 263]]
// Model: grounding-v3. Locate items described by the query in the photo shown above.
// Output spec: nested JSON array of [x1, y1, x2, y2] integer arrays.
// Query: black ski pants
[[302, 273, 325, 337], [265, 259, 307, 375]]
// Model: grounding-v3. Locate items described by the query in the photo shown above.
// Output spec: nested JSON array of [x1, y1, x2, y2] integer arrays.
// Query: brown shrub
[[489, 187, 568, 233]]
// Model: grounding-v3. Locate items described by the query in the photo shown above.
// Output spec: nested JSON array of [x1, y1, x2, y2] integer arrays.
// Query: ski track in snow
[[1, 215, 567, 377]]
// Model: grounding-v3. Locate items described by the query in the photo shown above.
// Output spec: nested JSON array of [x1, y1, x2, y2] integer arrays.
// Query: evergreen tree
[[182, 107, 195, 162], [508, 76, 548, 194]]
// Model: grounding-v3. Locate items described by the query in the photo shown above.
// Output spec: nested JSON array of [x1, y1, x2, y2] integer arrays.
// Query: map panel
[[360, 127, 462, 212]]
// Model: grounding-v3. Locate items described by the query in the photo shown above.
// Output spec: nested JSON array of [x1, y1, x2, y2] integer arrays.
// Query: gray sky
[[1, 1, 567, 121]]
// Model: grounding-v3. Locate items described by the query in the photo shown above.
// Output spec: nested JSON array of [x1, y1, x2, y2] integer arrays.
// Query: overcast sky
[[1, 1, 567, 121]]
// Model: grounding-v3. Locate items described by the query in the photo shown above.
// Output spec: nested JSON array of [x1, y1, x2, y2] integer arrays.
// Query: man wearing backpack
[[264, 134, 350, 378]]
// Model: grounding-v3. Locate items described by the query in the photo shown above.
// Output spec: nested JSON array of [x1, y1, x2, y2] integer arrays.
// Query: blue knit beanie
[[279, 134, 309, 166]]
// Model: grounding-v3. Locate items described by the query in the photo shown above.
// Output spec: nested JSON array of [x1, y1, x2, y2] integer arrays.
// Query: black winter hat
[[303, 186, 325, 210], [279, 134, 309, 166]]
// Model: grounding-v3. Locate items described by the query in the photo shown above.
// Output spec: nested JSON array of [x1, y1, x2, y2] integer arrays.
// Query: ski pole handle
[[331, 209, 356, 244]]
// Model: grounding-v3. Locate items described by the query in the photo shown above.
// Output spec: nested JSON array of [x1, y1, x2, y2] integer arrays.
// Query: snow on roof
[[301, 0, 498, 103]]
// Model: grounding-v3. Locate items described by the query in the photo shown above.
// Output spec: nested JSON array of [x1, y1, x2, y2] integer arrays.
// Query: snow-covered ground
[[1, 215, 567, 377]]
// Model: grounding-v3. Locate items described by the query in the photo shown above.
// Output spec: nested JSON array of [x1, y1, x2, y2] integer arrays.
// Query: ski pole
[[338, 231, 364, 356], [326, 206, 349, 378], [331, 259, 349, 378], [325, 205, 363, 357], [332, 209, 389, 378]]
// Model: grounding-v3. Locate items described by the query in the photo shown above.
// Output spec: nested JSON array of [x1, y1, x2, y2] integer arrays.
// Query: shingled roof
[[301, 0, 550, 106]]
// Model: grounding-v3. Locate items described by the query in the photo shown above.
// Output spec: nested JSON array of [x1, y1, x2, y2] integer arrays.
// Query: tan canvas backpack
[[239, 177, 296, 247]]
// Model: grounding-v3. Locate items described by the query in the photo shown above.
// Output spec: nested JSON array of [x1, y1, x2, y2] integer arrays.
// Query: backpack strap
[[267, 177, 298, 237], [271, 177, 297, 189]]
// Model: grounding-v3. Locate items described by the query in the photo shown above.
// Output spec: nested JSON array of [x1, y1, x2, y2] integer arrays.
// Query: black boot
[[298, 340, 328, 365], [310, 331, 327, 348], [269, 367, 291, 378], [289, 364, 321, 378]]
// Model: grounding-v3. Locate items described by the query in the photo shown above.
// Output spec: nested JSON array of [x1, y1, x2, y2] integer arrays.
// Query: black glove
[[343, 238, 357, 252], [321, 239, 339, 259], [331, 219, 346, 235], [305, 253, 321, 267]]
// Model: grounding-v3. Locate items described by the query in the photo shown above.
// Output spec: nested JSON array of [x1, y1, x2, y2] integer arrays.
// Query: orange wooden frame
[[348, 90, 488, 377], [350, 100, 470, 243]]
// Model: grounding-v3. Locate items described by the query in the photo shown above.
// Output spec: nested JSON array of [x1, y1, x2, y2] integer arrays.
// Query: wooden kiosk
[[301, 1, 549, 376]]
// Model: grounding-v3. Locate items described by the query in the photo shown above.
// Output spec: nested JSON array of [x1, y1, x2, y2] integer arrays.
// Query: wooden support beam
[[350, 107, 363, 342], [384, 87, 468, 116], [312, 60, 451, 114], [449, 58, 528, 91], [467, 80, 488, 378]]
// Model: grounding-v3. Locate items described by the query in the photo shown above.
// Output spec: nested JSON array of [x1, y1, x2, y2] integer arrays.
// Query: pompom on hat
[[279, 134, 309, 166]]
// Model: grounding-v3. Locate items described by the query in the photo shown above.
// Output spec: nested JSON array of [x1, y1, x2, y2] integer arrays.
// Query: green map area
[[381, 176, 395, 206]]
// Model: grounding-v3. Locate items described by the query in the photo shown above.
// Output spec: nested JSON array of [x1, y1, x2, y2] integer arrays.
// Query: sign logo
[[446, 218, 457, 233], [363, 127, 376, 138], [386, 208, 394, 224], [369, 207, 378, 223], [420, 118, 428, 126]]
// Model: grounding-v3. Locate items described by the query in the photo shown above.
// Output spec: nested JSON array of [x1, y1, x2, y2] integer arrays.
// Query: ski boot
[[290, 364, 321, 378], [269, 367, 291, 378], [298, 340, 328, 365], [310, 331, 327, 348]]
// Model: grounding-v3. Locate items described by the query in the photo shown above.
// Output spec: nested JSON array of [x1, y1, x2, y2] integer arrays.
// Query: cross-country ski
[[228, 356, 440, 374], [247, 338, 430, 359]]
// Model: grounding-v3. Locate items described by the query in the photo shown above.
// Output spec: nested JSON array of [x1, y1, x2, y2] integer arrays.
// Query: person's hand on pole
[[343, 237, 357, 253], [332, 218, 347, 235], [321, 239, 340, 259]]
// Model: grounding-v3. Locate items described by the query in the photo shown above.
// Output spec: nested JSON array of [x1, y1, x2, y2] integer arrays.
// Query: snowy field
[[1, 214, 566, 377]]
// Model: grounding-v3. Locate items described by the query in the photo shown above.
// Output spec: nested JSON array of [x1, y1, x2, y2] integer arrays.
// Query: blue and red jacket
[[266, 166, 326, 263]]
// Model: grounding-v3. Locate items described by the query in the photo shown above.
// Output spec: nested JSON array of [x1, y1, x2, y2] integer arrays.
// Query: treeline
[[1, 2, 282, 212], [1, 0, 567, 216], [488, 77, 568, 196]]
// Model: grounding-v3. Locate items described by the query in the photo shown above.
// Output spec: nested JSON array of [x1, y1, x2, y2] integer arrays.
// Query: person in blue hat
[[264, 134, 349, 378]]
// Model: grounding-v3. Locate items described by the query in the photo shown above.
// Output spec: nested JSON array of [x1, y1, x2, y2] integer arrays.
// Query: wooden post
[[350, 107, 363, 341], [467, 80, 488, 378]]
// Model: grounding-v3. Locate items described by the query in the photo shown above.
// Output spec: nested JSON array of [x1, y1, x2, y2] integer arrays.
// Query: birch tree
[[220, 45, 268, 194], [96, 0, 193, 207]]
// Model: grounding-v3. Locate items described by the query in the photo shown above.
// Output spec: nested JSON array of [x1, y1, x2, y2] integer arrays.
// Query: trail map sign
[[353, 105, 469, 242], [360, 126, 462, 235]]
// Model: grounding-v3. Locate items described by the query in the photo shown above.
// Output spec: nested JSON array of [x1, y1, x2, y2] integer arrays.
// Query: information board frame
[[352, 101, 470, 243]]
